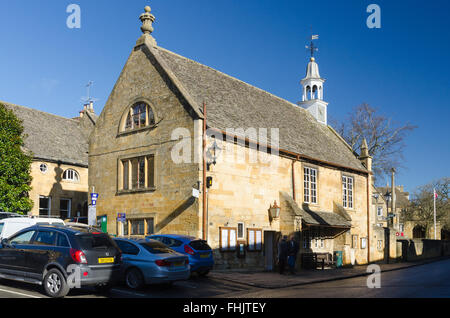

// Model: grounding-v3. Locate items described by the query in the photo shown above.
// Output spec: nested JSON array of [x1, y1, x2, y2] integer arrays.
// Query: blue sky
[[0, 0, 449, 193]]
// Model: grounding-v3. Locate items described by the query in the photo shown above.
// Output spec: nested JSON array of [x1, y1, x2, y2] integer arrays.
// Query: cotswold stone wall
[[89, 44, 200, 237], [29, 161, 88, 218], [397, 239, 450, 262], [205, 135, 370, 269]]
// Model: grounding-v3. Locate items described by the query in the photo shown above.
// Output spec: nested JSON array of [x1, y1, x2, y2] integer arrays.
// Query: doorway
[[264, 231, 278, 271]]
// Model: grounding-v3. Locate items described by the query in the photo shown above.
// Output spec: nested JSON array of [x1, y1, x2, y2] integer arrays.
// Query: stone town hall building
[[89, 6, 380, 269]]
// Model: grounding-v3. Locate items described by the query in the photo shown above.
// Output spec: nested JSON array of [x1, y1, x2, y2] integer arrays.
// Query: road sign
[[91, 193, 99, 206], [192, 188, 200, 198], [117, 213, 126, 222]]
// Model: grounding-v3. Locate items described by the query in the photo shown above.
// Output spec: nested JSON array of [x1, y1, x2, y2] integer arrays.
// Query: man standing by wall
[[278, 236, 288, 275], [288, 235, 300, 274]]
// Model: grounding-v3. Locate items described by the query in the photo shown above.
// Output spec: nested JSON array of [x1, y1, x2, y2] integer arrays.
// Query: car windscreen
[[139, 241, 177, 254], [189, 240, 211, 251], [76, 233, 115, 250], [0, 223, 3, 235]]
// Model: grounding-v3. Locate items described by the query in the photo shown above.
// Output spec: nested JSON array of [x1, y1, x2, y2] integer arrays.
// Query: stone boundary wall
[[396, 239, 450, 262]]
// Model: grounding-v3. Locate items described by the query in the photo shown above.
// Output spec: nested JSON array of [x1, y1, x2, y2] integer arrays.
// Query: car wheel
[[125, 268, 144, 290], [43, 269, 70, 298]]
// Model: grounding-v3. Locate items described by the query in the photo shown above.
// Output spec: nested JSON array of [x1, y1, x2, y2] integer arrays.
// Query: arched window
[[312, 85, 318, 99], [123, 102, 155, 132], [412, 225, 426, 239], [63, 169, 80, 182]]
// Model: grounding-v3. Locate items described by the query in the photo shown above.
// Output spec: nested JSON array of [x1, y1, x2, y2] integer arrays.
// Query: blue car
[[114, 238, 190, 289], [146, 235, 214, 276]]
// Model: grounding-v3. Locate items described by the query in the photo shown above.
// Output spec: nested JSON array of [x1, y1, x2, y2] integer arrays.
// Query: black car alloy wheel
[[125, 268, 144, 290], [43, 268, 70, 298]]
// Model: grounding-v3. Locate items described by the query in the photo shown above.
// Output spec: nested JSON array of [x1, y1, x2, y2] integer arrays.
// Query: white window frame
[[342, 176, 354, 209], [247, 228, 262, 252], [377, 206, 383, 219], [303, 232, 310, 249], [40, 163, 48, 174], [361, 237, 367, 249], [304, 167, 318, 204], [39, 196, 52, 216], [63, 169, 80, 182], [377, 240, 383, 250], [220, 227, 237, 252]]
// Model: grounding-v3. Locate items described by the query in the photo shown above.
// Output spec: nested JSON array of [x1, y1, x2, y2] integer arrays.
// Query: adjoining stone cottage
[[2, 101, 96, 219], [89, 5, 380, 270]]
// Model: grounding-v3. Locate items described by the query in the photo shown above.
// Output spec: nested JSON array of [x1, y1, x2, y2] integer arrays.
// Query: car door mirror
[[1, 238, 11, 248]]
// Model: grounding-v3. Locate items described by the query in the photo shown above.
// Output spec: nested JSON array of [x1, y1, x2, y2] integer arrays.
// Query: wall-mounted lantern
[[268, 201, 281, 221], [206, 139, 221, 171]]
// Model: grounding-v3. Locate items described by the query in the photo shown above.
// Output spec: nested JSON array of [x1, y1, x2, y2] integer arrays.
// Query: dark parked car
[[146, 235, 214, 276], [0, 225, 122, 297], [65, 216, 88, 224]]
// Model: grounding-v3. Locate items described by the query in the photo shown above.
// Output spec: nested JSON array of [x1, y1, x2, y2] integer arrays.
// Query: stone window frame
[[122, 216, 156, 237], [302, 165, 319, 205], [117, 98, 158, 137], [117, 150, 157, 195]]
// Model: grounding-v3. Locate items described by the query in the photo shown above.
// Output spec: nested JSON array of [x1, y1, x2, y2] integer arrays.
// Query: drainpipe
[[202, 102, 207, 241], [367, 175, 371, 263], [292, 155, 300, 201], [292, 159, 296, 201]]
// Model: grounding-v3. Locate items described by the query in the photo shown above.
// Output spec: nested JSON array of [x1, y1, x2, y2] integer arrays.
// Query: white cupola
[[298, 36, 329, 125]]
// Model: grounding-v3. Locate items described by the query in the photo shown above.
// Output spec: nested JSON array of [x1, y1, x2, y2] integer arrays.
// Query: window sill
[[116, 187, 156, 195], [117, 125, 157, 137], [304, 202, 319, 207]]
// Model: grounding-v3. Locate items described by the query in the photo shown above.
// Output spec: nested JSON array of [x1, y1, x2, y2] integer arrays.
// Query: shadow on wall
[[155, 196, 196, 233], [47, 163, 88, 219]]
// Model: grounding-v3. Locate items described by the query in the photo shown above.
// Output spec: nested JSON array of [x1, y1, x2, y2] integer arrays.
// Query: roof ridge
[[155, 46, 302, 110], [1, 101, 79, 123]]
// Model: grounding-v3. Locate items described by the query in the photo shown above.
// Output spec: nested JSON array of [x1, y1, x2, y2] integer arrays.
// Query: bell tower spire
[[298, 34, 329, 125]]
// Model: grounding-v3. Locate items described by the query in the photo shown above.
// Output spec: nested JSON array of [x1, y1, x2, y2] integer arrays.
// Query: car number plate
[[173, 261, 184, 267], [98, 257, 114, 264], [200, 253, 210, 258]]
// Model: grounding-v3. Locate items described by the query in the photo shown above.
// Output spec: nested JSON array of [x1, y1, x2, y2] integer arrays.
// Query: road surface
[[231, 258, 450, 298], [0, 259, 449, 298]]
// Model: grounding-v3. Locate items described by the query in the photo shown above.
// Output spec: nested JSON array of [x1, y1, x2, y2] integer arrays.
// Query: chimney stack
[[390, 168, 396, 214], [359, 138, 372, 172]]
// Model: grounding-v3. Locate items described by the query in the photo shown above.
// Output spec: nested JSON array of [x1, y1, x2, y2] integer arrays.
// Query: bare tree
[[332, 103, 417, 183], [403, 177, 450, 235]]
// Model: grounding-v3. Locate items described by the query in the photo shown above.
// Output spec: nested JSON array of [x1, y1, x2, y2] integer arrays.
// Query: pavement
[[209, 256, 450, 289]]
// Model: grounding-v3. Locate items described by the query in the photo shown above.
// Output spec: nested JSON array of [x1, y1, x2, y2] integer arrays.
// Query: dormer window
[[123, 102, 155, 132]]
